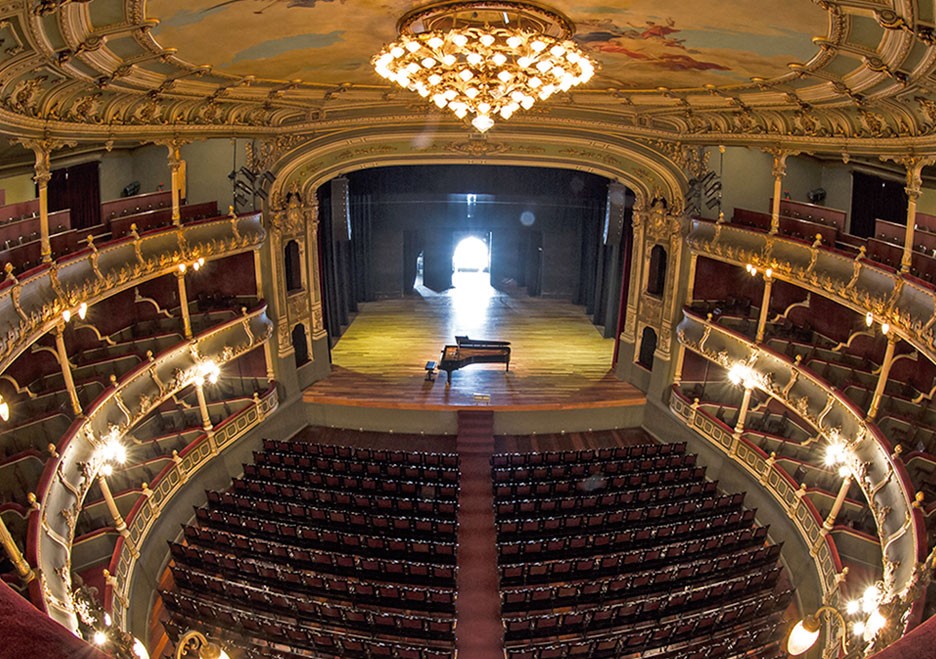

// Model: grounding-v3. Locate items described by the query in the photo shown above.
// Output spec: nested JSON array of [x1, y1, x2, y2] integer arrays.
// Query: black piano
[[439, 335, 511, 384]]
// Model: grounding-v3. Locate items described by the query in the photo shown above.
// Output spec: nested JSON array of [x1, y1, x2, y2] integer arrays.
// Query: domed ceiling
[[147, 0, 825, 90], [0, 0, 933, 162]]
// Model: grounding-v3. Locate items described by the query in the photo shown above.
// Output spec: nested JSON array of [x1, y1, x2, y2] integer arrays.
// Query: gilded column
[[765, 149, 792, 235], [54, 323, 82, 416], [306, 198, 327, 342], [13, 139, 75, 263], [0, 514, 35, 582], [622, 202, 646, 344], [866, 333, 898, 420], [176, 269, 193, 339], [880, 155, 936, 274], [755, 269, 773, 343], [167, 143, 184, 226]]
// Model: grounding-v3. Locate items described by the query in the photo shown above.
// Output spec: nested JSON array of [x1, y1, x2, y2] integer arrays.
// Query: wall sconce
[[0, 394, 10, 422], [728, 362, 758, 389], [178, 257, 206, 274], [786, 605, 847, 655], [62, 302, 88, 323]]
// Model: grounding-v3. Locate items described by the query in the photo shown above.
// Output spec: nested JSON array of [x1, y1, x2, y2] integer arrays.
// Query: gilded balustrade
[[670, 388, 848, 657], [687, 220, 936, 365], [26, 304, 273, 632], [677, 310, 928, 648], [105, 383, 279, 631], [0, 212, 265, 377]]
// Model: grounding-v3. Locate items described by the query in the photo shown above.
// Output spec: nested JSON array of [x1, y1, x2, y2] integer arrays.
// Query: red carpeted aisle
[[456, 410, 505, 659]]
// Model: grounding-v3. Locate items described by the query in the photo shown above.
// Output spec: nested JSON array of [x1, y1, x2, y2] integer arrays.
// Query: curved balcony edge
[[669, 387, 848, 655], [25, 303, 273, 632], [0, 212, 265, 377], [676, 309, 928, 644], [103, 383, 279, 631], [687, 219, 936, 367]]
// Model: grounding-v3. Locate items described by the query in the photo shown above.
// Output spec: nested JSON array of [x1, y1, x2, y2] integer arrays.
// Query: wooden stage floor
[[303, 276, 646, 411]]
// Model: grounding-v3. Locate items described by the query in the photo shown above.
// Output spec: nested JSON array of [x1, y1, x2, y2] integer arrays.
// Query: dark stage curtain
[[850, 171, 907, 238], [48, 161, 101, 231]]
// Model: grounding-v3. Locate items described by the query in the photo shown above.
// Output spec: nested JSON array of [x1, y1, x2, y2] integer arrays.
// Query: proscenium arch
[[265, 124, 691, 212]]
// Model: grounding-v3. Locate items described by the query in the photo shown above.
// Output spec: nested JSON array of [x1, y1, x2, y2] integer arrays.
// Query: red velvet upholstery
[[0, 580, 107, 659]]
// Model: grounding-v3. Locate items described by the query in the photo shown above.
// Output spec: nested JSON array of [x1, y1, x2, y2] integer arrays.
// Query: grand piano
[[439, 335, 511, 384]]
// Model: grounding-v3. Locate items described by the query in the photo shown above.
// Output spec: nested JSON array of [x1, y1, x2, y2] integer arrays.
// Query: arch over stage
[[265, 125, 690, 211]]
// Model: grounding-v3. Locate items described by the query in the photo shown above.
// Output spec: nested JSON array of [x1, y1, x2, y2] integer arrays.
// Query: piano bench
[[425, 361, 437, 381]]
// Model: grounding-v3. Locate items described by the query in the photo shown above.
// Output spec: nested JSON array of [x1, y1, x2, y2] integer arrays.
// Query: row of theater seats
[[494, 443, 789, 657], [496, 479, 718, 517], [163, 592, 453, 659], [502, 544, 782, 611], [202, 492, 455, 538], [491, 440, 685, 466], [170, 533, 455, 585], [241, 463, 457, 499], [505, 609, 786, 659], [165, 439, 459, 658], [254, 451, 459, 481], [227, 479, 457, 518], [170, 569, 453, 640], [501, 525, 770, 585], [261, 438, 459, 467]]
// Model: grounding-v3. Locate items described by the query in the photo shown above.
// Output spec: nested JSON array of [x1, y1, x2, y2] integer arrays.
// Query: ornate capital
[[150, 138, 191, 169], [762, 147, 800, 178], [879, 154, 936, 198], [11, 137, 77, 183]]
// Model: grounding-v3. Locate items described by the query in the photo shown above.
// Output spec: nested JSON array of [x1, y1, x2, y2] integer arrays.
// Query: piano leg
[[445, 369, 453, 386]]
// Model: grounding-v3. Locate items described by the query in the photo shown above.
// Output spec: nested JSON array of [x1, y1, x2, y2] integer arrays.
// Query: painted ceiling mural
[[0, 0, 933, 163], [147, 0, 827, 89]]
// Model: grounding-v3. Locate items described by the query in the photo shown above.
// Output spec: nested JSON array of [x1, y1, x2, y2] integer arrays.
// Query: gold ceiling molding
[[0, 0, 931, 156]]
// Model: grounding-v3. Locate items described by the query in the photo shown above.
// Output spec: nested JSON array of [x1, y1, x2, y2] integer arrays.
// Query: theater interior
[[1, 0, 936, 657]]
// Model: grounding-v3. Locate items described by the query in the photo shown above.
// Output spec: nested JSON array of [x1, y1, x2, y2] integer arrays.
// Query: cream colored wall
[[0, 172, 36, 204], [99, 152, 138, 201], [180, 139, 248, 208], [715, 147, 824, 218], [697, 148, 853, 226], [917, 186, 936, 216]]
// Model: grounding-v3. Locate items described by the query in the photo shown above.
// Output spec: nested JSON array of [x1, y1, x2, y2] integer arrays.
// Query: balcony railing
[[676, 309, 927, 638], [104, 383, 279, 631], [687, 219, 936, 365], [0, 212, 264, 377], [669, 387, 844, 591], [26, 304, 273, 632]]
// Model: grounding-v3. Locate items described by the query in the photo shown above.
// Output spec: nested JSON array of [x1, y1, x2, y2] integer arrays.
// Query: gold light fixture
[[175, 630, 230, 659], [373, 0, 597, 132], [786, 605, 847, 655]]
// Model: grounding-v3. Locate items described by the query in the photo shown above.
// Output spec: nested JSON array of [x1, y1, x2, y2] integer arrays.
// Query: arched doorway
[[292, 324, 309, 367], [647, 245, 667, 296], [638, 326, 657, 370], [452, 234, 491, 289]]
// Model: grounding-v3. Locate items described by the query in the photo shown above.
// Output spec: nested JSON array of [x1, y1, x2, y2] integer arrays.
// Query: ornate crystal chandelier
[[373, 0, 597, 133]]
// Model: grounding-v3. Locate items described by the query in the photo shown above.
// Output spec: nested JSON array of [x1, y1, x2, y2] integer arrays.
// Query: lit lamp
[[786, 605, 847, 655], [175, 630, 230, 659], [0, 393, 9, 421], [190, 360, 221, 449], [92, 428, 136, 555], [373, 0, 597, 132]]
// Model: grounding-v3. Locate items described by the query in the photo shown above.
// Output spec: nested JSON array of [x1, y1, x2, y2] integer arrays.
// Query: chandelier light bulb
[[372, 0, 598, 132]]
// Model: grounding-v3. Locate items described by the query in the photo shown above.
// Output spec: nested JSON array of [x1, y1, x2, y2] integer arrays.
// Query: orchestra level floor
[[303, 273, 646, 410]]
